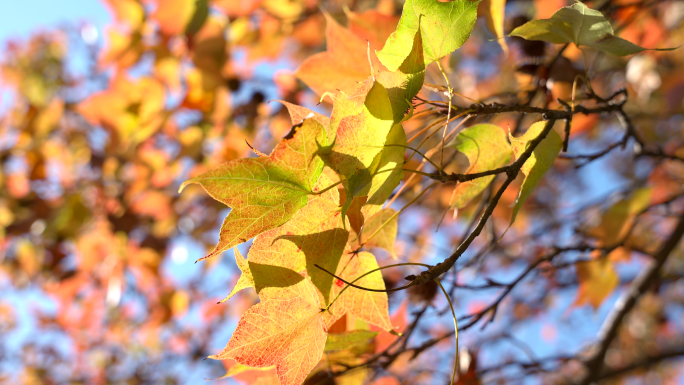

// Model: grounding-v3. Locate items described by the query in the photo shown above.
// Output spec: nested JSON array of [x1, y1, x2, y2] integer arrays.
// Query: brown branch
[[404, 119, 558, 287], [595, 347, 684, 381], [578, 211, 684, 384]]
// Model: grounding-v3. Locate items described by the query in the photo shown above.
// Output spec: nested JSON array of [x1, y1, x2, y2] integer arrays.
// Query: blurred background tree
[[0, 0, 683, 384]]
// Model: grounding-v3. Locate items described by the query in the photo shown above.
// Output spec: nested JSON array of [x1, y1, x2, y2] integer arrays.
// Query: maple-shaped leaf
[[478, 0, 508, 54], [508, 121, 562, 228], [248, 175, 349, 304], [510, 2, 676, 56], [220, 248, 254, 303], [319, 77, 394, 222], [377, 0, 480, 71], [296, 14, 385, 96], [574, 257, 619, 310], [590, 188, 652, 247], [360, 209, 398, 258], [180, 117, 327, 261], [210, 277, 327, 385], [325, 251, 393, 331], [448, 124, 512, 211]]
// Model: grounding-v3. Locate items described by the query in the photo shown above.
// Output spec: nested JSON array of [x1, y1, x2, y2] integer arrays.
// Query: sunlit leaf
[[248, 174, 348, 304], [210, 277, 327, 385], [377, 0, 480, 71], [296, 14, 384, 96], [180, 117, 327, 261], [319, 77, 394, 221], [360, 124, 407, 221], [448, 124, 512, 210], [220, 248, 254, 302], [360, 208, 398, 258], [508, 121, 562, 228], [325, 251, 393, 331], [510, 2, 677, 56]]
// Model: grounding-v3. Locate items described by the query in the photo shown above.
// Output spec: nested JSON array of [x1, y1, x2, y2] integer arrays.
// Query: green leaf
[[508, 121, 562, 228], [377, 0, 480, 71], [180, 118, 326, 261], [448, 124, 512, 210], [360, 208, 398, 258], [376, 24, 425, 122], [509, 2, 677, 56], [361, 123, 407, 220], [325, 330, 380, 352], [319, 77, 395, 223]]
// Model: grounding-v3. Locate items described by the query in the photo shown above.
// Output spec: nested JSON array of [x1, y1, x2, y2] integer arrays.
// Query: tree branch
[[578, 211, 684, 384]]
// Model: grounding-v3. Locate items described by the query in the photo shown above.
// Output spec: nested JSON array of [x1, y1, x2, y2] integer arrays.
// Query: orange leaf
[[152, 0, 195, 36], [210, 277, 327, 385], [296, 14, 385, 96], [325, 252, 393, 331], [574, 257, 619, 310]]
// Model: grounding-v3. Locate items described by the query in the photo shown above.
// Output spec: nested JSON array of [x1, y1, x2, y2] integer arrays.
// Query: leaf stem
[[435, 278, 459, 384]]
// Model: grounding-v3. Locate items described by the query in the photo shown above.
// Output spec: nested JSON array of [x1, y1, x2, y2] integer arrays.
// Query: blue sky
[[0, 0, 110, 42]]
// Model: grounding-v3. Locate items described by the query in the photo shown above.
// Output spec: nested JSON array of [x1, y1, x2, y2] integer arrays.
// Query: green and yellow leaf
[[377, 0, 480, 71], [180, 117, 326, 261], [325, 251, 393, 331], [360, 208, 398, 258], [508, 121, 562, 228], [448, 123, 512, 211]]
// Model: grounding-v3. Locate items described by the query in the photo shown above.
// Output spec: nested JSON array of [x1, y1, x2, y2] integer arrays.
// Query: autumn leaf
[[319, 77, 394, 222], [360, 208, 398, 258], [296, 14, 385, 96], [347, 9, 399, 51], [248, 174, 349, 304], [180, 117, 327, 262], [448, 124, 512, 211], [325, 251, 393, 331], [508, 121, 562, 228], [274, 100, 330, 127], [510, 2, 677, 56], [210, 276, 327, 385], [219, 248, 254, 303], [591, 188, 652, 247], [377, 0, 480, 71], [478, 0, 508, 54], [574, 257, 619, 310], [375, 24, 425, 122]]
